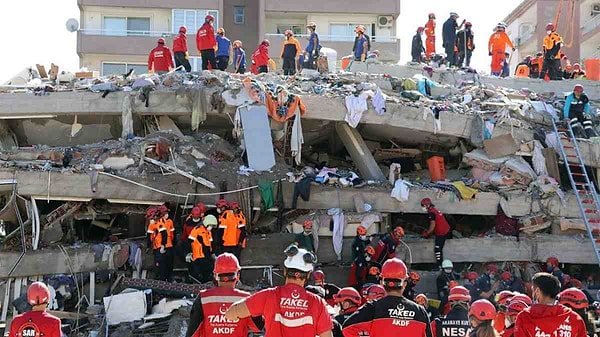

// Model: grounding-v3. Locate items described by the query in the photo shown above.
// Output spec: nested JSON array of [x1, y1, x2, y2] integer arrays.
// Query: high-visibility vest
[[189, 225, 213, 260], [515, 64, 530, 78]]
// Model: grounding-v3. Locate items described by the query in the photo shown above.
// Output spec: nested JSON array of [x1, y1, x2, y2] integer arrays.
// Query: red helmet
[[469, 299, 497, 321], [145, 207, 157, 219], [368, 266, 380, 277], [571, 278, 583, 289], [506, 300, 529, 317], [557, 288, 588, 309], [466, 271, 479, 281], [381, 258, 408, 280], [365, 246, 376, 256], [157, 37, 165, 44], [157, 205, 168, 216], [366, 284, 386, 300], [303, 220, 313, 229], [546, 257, 559, 267], [313, 270, 325, 281], [428, 13, 436, 19], [261, 39, 270, 46], [410, 271, 421, 282], [501, 271, 512, 282], [229, 201, 240, 209], [487, 264, 498, 273], [357, 226, 367, 236], [334, 287, 362, 305], [510, 293, 532, 306], [195, 202, 207, 214], [465, 22, 472, 27], [191, 207, 202, 218], [546, 22, 555, 31], [393, 226, 405, 239], [284, 29, 293, 36], [416, 294, 428, 306], [216, 199, 229, 208], [28, 282, 51, 306], [421, 198, 432, 207], [206, 14, 215, 22], [574, 84, 584, 93], [179, 26, 187, 33], [417, 27, 425, 32], [214, 253, 241, 274], [496, 290, 515, 305], [361, 283, 375, 298], [448, 286, 472, 302]]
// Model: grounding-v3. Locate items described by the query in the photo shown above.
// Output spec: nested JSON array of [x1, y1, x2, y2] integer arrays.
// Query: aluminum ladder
[[552, 119, 600, 267]]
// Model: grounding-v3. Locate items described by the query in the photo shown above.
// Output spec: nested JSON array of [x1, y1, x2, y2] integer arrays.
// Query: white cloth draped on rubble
[[422, 107, 441, 134], [290, 111, 304, 165], [532, 140, 548, 176], [372, 88, 386, 115], [344, 90, 374, 128], [391, 179, 412, 202], [327, 208, 345, 261], [389, 163, 402, 184]]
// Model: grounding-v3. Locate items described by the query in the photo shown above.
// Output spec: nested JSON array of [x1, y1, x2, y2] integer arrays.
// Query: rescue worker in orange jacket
[[157, 205, 175, 281], [281, 30, 301, 76], [218, 201, 246, 260], [173, 26, 191, 72], [146, 207, 169, 280], [186, 253, 265, 337], [9, 282, 62, 337], [488, 22, 515, 76], [530, 52, 543, 78], [515, 56, 531, 78], [148, 38, 174, 74], [540, 23, 563, 80], [424, 13, 437, 60], [186, 214, 216, 283]]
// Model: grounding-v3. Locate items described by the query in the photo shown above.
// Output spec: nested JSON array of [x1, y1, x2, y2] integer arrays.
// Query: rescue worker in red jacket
[[333, 287, 362, 325], [157, 205, 175, 281], [173, 26, 191, 72], [502, 300, 529, 337], [218, 201, 246, 260], [421, 198, 451, 267], [468, 300, 498, 337], [403, 271, 421, 301], [372, 226, 405, 265], [148, 38, 174, 74], [196, 15, 217, 70], [557, 288, 595, 337], [342, 258, 433, 337], [186, 253, 264, 337], [348, 245, 375, 289], [313, 270, 340, 307], [186, 214, 216, 283], [493, 290, 515, 334], [9, 282, 62, 337], [431, 286, 472, 337], [225, 244, 334, 337], [146, 207, 169, 280], [252, 40, 270, 74], [514, 273, 587, 337]]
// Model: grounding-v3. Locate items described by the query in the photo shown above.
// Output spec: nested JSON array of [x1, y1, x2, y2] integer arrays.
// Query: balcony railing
[[265, 33, 398, 43], [79, 29, 172, 37], [582, 14, 600, 34]]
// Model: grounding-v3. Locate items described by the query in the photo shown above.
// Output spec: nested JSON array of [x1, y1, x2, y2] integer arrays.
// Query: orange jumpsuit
[[488, 31, 514, 74], [424, 19, 436, 58]]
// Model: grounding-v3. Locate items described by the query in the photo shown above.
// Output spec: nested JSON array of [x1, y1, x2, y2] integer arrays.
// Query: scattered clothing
[[344, 90, 374, 128]]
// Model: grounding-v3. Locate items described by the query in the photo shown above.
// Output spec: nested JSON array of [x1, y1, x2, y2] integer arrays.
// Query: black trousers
[[444, 45, 456, 65], [154, 250, 171, 281], [236, 67, 246, 74], [216, 55, 229, 71], [434, 234, 448, 267], [200, 49, 217, 70], [569, 111, 598, 139], [189, 257, 213, 283], [257, 65, 268, 73], [283, 57, 296, 75], [458, 50, 472, 67], [222, 245, 242, 260], [540, 58, 561, 80], [174, 52, 191, 72]]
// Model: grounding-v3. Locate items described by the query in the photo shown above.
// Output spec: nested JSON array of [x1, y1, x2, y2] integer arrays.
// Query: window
[[328, 23, 373, 41], [172, 9, 219, 34], [127, 17, 150, 36], [103, 17, 150, 36], [189, 57, 202, 72], [234, 6, 245, 25], [276, 25, 303, 35], [103, 17, 126, 36], [102, 63, 147, 76]]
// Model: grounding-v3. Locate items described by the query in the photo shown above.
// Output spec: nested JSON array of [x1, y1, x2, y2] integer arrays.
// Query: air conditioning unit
[[378, 16, 394, 27], [592, 4, 600, 15]]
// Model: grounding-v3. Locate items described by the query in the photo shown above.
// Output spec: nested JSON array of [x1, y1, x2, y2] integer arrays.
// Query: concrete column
[[258, 0, 265, 43], [335, 122, 386, 181]]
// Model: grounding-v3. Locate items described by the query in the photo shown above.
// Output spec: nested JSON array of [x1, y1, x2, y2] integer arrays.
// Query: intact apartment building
[[76, 0, 401, 75]]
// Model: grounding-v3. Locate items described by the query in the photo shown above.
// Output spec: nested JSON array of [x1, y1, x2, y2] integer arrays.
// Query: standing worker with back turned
[[456, 22, 474, 67], [421, 198, 451, 268], [148, 38, 174, 74], [173, 26, 191, 72], [196, 15, 217, 70], [215, 28, 232, 71], [442, 12, 465, 66], [488, 22, 515, 76], [9, 282, 62, 337], [412, 27, 426, 63]]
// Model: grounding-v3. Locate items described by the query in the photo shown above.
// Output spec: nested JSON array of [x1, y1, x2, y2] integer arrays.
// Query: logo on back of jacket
[[440, 319, 470, 336], [280, 290, 309, 318], [388, 303, 416, 326], [17, 321, 42, 337], [533, 316, 573, 337], [207, 304, 239, 334]]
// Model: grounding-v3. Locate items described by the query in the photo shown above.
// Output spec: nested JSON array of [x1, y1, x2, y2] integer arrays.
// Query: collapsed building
[[0, 63, 599, 334]]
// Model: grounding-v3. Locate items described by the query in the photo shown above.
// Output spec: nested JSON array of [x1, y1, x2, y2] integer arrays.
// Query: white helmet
[[283, 245, 315, 272], [441, 259, 453, 269], [203, 215, 218, 226]]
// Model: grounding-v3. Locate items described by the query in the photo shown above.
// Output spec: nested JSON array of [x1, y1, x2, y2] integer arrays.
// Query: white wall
[[82, 5, 172, 32]]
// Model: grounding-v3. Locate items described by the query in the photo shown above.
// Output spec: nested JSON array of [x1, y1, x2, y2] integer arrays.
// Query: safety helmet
[[206, 14, 215, 22], [283, 244, 315, 272], [468, 299, 497, 321], [357, 226, 368, 236], [465, 22, 472, 27], [204, 215, 218, 226], [393, 226, 405, 239], [214, 252, 241, 275], [501, 271, 512, 282], [261, 39, 270, 46], [361, 283, 375, 297], [417, 27, 425, 32], [28, 282, 51, 306], [229, 201, 240, 209], [366, 284, 386, 300], [536, 51, 543, 57], [179, 26, 187, 33], [421, 198, 432, 207], [557, 288, 589, 309], [195, 202, 207, 214], [307, 22, 316, 28], [496, 290, 515, 305], [546, 256, 559, 267], [506, 300, 529, 317], [334, 287, 362, 305], [428, 13, 436, 19], [487, 264, 498, 273], [146, 207, 158, 219], [448, 286, 472, 302], [573, 63, 581, 70], [410, 271, 421, 282], [313, 270, 325, 281], [416, 294, 428, 306], [450, 12, 459, 17], [448, 280, 459, 289], [157, 205, 168, 216], [356, 26, 365, 33], [303, 220, 313, 229], [441, 259, 453, 269], [563, 274, 572, 286], [466, 271, 479, 281], [571, 278, 583, 289], [381, 258, 408, 280], [497, 22, 507, 29], [574, 84, 584, 93], [191, 207, 202, 218], [217, 28, 225, 34], [216, 199, 229, 208], [365, 246, 376, 256], [525, 55, 532, 61], [368, 265, 380, 276], [157, 38, 166, 44], [510, 293, 533, 306], [233, 40, 243, 48], [284, 29, 293, 36], [546, 23, 555, 31]]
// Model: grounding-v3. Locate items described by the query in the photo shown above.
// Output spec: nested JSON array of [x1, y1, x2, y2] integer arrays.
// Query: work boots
[[571, 122, 587, 139]]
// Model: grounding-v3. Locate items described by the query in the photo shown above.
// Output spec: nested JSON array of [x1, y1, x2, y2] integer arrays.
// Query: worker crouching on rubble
[[218, 200, 246, 260], [421, 198, 451, 267], [225, 244, 333, 337], [563, 85, 598, 139], [186, 214, 216, 283], [9, 282, 62, 337], [146, 207, 169, 281], [186, 253, 264, 337]]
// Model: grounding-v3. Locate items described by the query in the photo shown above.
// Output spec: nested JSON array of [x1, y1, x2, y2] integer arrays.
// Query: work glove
[[185, 253, 193, 263], [489, 52, 493, 56], [512, 47, 516, 52], [211, 253, 217, 260], [422, 230, 430, 238], [160, 246, 166, 254], [185, 52, 190, 60]]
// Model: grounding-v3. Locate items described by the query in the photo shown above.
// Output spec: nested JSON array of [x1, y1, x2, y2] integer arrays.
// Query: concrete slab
[[335, 122, 386, 181]]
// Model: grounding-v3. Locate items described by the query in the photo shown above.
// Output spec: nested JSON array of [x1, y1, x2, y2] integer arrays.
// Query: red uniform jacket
[[514, 304, 587, 337], [196, 23, 216, 51], [173, 33, 188, 53], [343, 295, 433, 337], [502, 324, 515, 337], [252, 45, 270, 67], [148, 45, 174, 72], [9, 311, 62, 337], [428, 207, 451, 236]]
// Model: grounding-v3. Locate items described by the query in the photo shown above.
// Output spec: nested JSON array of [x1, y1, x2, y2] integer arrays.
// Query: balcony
[[77, 0, 219, 9], [264, 0, 400, 15], [77, 29, 194, 56], [582, 14, 600, 39]]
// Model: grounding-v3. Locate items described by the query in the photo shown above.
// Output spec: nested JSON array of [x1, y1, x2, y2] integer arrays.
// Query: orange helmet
[[468, 299, 497, 321], [381, 258, 408, 280], [466, 271, 479, 281], [368, 265, 381, 276], [416, 294, 428, 306], [511, 293, 532, 306], [366, 284, 386, 300], [191, 207, 202, 218], [448, 286, 471, 302], [393, 226, 405, 239], [357, 226, 368, 236], [334, 287, 362, 305], [365, 246, 376, 256], [448, 280, 459, 289], [410, 272, 421, 282], [214, 253, 241, 282], [506, 300, 529, 317], [216, 199, 229, 208], [557, 288, 588, 309], [496, 290, 515, 306], [28, 282, 50, 306]]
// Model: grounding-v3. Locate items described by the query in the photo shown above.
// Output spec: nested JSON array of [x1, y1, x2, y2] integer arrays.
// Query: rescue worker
[[146, 207, 169, 280], [9, 282, 62, 337], [501, 53, 511, 78], [502, 300, 529, 337], [514, 273, 587, 337], [515, 56, 531, 78], [333, 287, 362, 325], [468, 300, 499, 337], [349, 226, 371, 288], [232, 40, 246, 74], [431, 286, 472, 337], [530, 52, 543, 78], [564, 84, 597, 139], [540, 23, 563, 80], [487, 23, 515, 76], [218, 201, 246, 260], [545, 257, 565, 285], [421, 198, 451, 267], [343, 258, 433, 337], [365, 284, 386, 301], [562, 58, 573, 79], [295, 220, 315, 252], [372, 226, 405, 265], [557, 288, 595, 337], [493, 290, 515, 334], [499, 272, 525, 294], [186, 253, 264, 337], [417, 293, 441, 320], [424, 13, 437, 60], [186, 214, 216, 283], [353, 25, 371, 55], [442, 12, 465, 66], [437, 260, 461, 314], [412, 27, 426, 63], [281, 30, 301, 76], [252, 40, 270, 74], [215, 28, 232, 71], [456, 22, 475, 67], [210, 199, 229, 254], [304, 22, 320, 69], [196, 15, 217, 70], [476, 264, 500, 302], [148, 38, 174, 74], [570, 63, 586, 79], [225, 244, 333, 337], [403, 271, 421, 301], [351, 226, 369, 263], [365, 263, 382, 285], [182, 205, 206, 245], [313, 270, 340, 307], [354, 26, 368, 61], [464, 272, 480, 302], [173, 26, 191, 72], [157, 205, 175, 281]]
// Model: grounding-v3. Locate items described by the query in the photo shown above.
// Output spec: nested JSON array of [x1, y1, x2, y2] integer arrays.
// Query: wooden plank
[[36, 65, 48, 79]]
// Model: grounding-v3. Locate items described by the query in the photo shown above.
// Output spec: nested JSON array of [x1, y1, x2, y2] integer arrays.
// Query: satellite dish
[[66, 18, 79, 32]]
